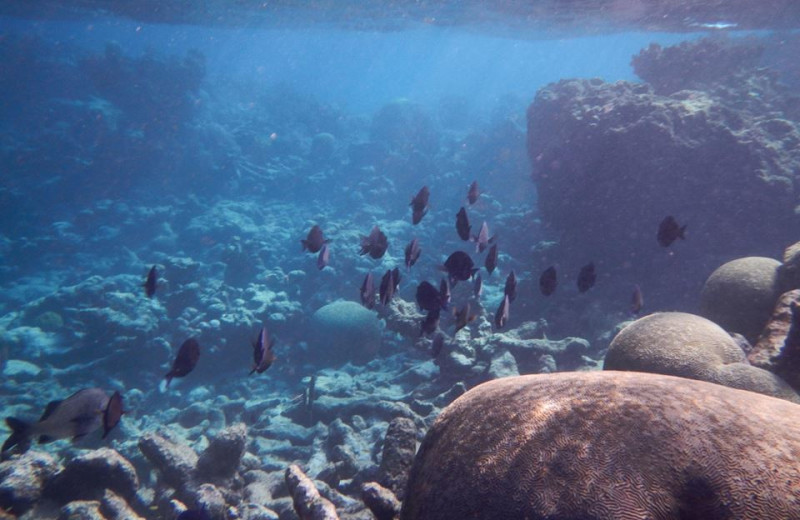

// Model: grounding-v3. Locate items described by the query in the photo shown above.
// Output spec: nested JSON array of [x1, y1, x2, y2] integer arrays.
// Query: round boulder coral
[[699, 256, 783, 342], [308, 300, 382, 366], [605, 312, 798, 402], [401, 371, 800, 520]]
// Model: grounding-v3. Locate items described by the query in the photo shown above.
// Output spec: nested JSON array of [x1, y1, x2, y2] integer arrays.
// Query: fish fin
[[2, 417, 30, 453], [165, 373, 174, 387], [39, 400, 63, 421], [38, 435, 55, 444]]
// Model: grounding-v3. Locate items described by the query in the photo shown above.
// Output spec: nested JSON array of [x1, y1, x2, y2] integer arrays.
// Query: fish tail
[[2, 417, 30, 453]]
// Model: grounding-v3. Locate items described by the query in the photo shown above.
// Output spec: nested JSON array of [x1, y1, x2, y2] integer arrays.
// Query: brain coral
[[401, 371, 800, 520], [699, 257, 783, 343], [604, 312, 799, 403], [308, 300, 382, 366]]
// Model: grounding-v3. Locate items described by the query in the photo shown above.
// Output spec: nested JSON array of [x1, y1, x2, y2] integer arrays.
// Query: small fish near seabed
[[431, 333, 445, 358], [359, 226, 389, 259], [251, 326, 276, 375], [577, 263, 596, 293], [301, 225, 329, 253], [379, 269, 396, 306], [473, 273, 483, 297], [657, 216, 687, 247], [360, 272, 376, 309], [485, 243, 498, 275], [410, 186, 430, 225], [454, 303, 476, 334], [439, 278, 451, 310], [631, 284, 644, 315], [504, 270, 517, 302], [443, 251, 478, 286], [467, 180, 480, 205], [165, 337, 201, 387], [472, 221, 495, 254], [539, 266, 557, 296], [3, 387, 121, 453], [420, 308, 441, 336], [416, 281, 442, 313], [144, 265, 158, 298], [404, 238, 421, 269], [455, 207, 471, 241], [317, 244, 330, 270], [495, 295, 510, 328]]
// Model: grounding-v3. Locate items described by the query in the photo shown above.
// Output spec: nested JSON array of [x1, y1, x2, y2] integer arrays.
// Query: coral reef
[[749, 289, 800, 392], [308, 301, 383, 367], [605, 311, 799, 402], [401, 371, 800, 520]]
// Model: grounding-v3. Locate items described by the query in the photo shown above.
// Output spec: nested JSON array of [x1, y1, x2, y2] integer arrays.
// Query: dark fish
[[165, 338, 201, 386], [304, 374, 317, 412], [539, 266, 557, 296], [577, 263, 596, 293], [431, 333, 445, 358], [301, 225, 328, 253], [494, 295, 510, 328], [391, 267, 401, 292], [317, 244, 330, 270], [504, 270, 517, 302], [420, 308, 440, 336], [443, 251, 477, 285], [631, 284, 644, 315], [250, 327, 276, 375], [380, 269, 395, 306], [404, 238, 421, 269], [144, 265, 158, 298], [359, 226, 389, 259], [416, 281, 441, 313], [3, 387, 111, 453], [410, 186, 430, 225], [455, 207, 471, 241], [467, 181, 479, 205], [439, 278, 451, 310], [102, 391, 124, 439], [485, 244, 498, 274], [360, 272, 375, 309], [657, 216, 687, 247], [473, 273, 483, 297], [472, 221, 493, 253], [454, 303, 475, 333]]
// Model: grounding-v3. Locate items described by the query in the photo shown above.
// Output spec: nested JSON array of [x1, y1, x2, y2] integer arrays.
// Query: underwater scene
[[1, 2, 800, 519]]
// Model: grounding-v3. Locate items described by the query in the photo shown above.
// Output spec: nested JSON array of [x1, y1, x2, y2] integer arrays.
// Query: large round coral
[[401, 371, 800, 520], [308, 300, 382, 367], [605, 311, 798, 402], [699, 257, 783, 342]]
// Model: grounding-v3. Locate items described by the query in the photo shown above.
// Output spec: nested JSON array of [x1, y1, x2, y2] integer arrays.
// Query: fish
[[485, 244, 498, 274], [2, 387, 112, 453], [416, 281, 442, 313], [439, 278, 451, 310], [391, 267, 401, 292], [379, 269, 395, 306], [504, 270, 517, 302], [359, 226, 389, 259], [494, 295, 510, 328], [539, 266, 557, 296], [467, 181, 480, 205], [404, 238, 421, 269], [250, 327, 276, 375], [455, 207, 471, 241], [144, 265, 158, 298], [631, 284, 644, 315], [443, 251, 478, 285], [102, 391, 124, 439], [301, 225, 329, 253], [472, 221, 494, 253], [360, 272, 375, 309], [303, 375, 317, 414], [454, 303, 476, 333], [657, 216, 687, 247], [473, 274, 483, 297], [431, 333, 445, 358], [577, 263, 596, 293], [165, 337, 201, 386], [410, 186, 430, 225], [317, 244, 330, 270], [420, 308, 440, 336]]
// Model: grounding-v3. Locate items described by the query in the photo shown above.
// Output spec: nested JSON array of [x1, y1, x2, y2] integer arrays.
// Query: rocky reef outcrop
[[527, 37, 800, 308], [401, 371, 800, 520]]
